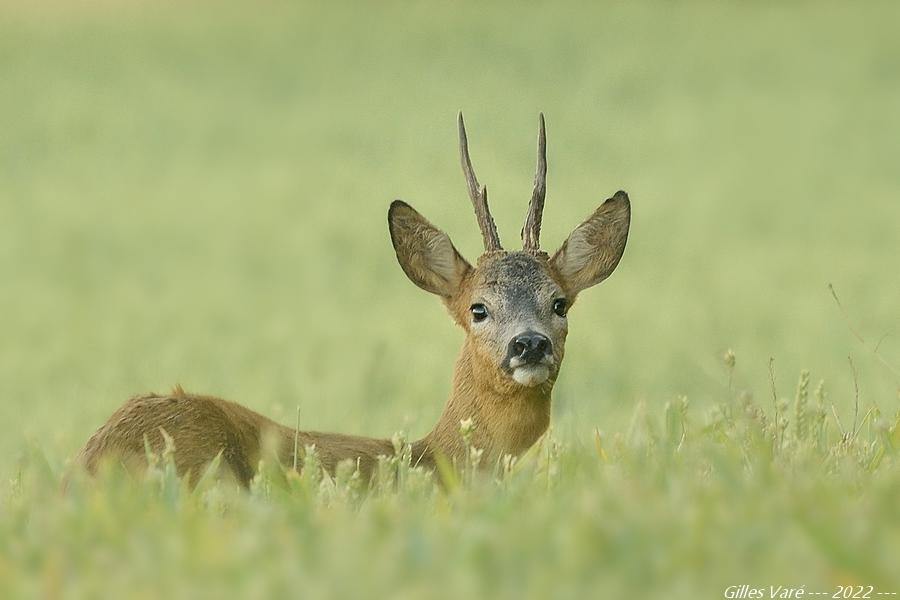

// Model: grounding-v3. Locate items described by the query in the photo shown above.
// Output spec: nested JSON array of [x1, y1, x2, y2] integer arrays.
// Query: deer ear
[[388, 200, 472, 297], [551, 191, 631, 295]]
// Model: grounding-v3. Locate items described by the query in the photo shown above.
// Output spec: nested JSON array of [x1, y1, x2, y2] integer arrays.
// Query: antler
[[521, 113, 547, 251], [458, 112, 502, 251]]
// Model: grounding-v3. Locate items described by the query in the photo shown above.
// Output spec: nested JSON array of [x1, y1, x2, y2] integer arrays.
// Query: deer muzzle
[[507, 331, 554, 387]]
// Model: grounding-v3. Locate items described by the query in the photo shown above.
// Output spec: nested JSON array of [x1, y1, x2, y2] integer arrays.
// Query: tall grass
[[7, 361, 900, 598]]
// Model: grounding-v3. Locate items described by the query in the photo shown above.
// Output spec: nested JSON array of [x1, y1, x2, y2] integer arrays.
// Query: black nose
[[509, 332, 552, 364]]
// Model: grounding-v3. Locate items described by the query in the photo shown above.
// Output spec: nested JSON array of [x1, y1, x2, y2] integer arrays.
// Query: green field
[[1, 2, 899, 598]]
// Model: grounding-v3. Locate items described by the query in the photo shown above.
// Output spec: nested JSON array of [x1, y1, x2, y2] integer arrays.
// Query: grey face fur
[[467, 252, 567, 387]]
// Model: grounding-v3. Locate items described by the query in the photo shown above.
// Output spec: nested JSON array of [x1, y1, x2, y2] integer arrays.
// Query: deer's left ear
[[388, 200, 472, 298], [551, 191, 631, 295]]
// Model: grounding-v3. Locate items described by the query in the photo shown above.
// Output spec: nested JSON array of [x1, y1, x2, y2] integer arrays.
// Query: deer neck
[[415, 338, 552, 466]]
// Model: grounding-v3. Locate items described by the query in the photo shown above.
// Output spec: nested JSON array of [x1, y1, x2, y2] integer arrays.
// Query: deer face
[[463, 251, 567, 388], [388, 114, 630, 390]]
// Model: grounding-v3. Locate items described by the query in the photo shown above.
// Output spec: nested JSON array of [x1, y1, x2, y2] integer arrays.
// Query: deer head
[[389, 113, 631, 459]]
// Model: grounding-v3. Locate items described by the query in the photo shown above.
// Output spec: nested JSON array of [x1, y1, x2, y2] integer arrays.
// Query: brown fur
[[78, 387, 396, 486], [76, 116, 630, 487], [417, 339, 552, 463]]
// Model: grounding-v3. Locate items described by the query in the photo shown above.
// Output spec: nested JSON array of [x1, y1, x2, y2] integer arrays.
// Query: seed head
[[723, 349, 736, 369]]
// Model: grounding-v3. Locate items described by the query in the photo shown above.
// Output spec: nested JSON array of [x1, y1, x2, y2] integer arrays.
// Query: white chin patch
[[512, 365, 550, 387]]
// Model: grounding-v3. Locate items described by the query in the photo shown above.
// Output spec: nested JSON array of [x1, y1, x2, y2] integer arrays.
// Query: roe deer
[[77, 113, 631, 486]]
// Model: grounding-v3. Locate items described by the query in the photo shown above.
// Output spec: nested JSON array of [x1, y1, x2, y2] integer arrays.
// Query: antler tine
[[521, 113, 547, 251], [458, 112, 502, 251]]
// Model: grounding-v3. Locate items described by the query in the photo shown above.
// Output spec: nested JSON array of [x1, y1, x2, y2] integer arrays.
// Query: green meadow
[[1, 2, 899, 598]]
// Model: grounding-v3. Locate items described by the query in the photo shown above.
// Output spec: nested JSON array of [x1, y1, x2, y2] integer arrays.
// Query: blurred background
[[0, 0, 898, 472]]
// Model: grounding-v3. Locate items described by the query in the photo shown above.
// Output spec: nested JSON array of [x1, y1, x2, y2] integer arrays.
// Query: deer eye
[[552, 298, 568, 317], [470, 303, 489, 322]]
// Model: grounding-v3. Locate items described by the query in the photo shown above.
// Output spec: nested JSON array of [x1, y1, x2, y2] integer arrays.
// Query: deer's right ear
[[388, 200, 472, 297]]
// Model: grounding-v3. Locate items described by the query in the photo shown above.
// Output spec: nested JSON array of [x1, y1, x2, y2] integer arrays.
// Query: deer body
[[77, 114, 631, 486], [79, 389, 398, 484]]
